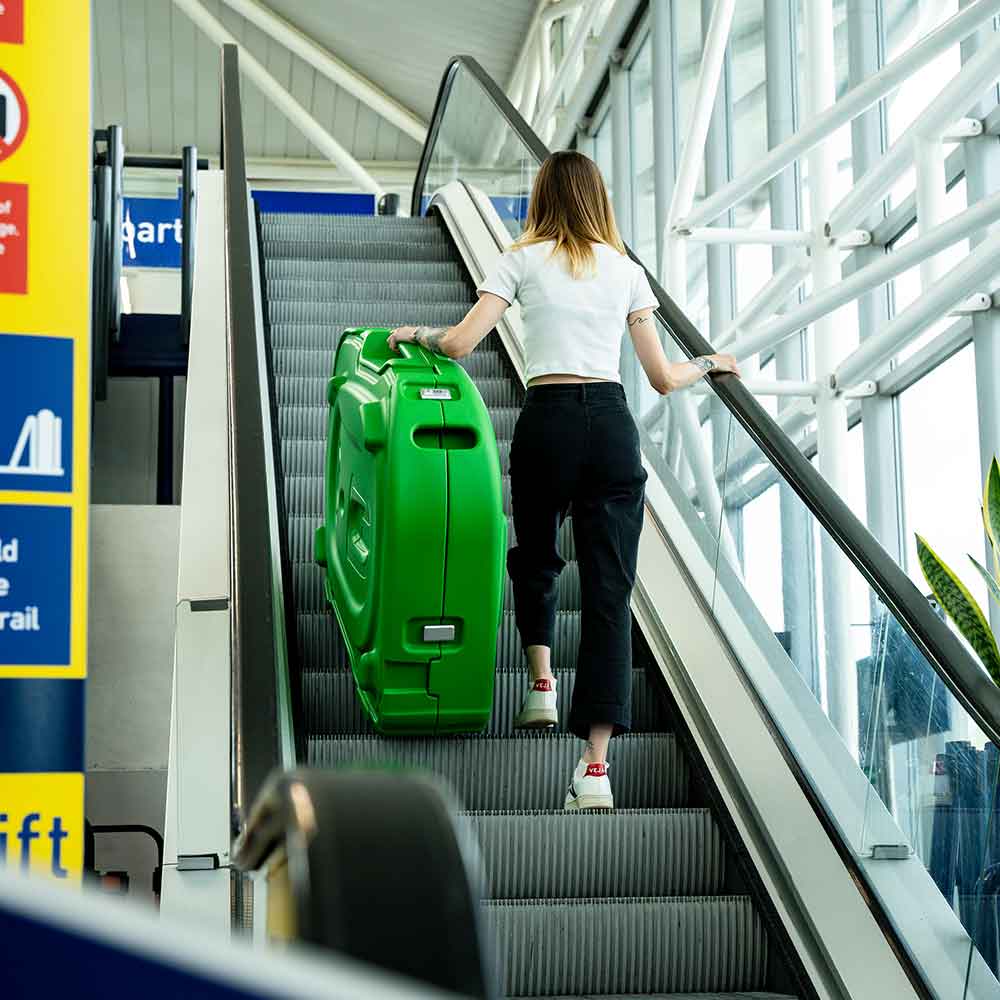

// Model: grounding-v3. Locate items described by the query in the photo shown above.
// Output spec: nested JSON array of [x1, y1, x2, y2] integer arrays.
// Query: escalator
[[260, 209, 798, 998], [212, 48, 1000, 1000]]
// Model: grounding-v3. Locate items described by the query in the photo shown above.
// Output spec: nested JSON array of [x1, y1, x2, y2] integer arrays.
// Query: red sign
[[0, 67, 28, 161], [0, 181, 27, 293], [0, 1, 24, 44]]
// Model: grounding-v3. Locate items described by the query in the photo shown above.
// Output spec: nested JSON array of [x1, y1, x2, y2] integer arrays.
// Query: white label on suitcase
[[420, 388, 453, 400]]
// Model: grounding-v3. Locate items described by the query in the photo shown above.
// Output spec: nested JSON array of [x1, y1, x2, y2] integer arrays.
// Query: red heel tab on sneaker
[[584, 762, 607, 778], [532, 678, 554, 692]]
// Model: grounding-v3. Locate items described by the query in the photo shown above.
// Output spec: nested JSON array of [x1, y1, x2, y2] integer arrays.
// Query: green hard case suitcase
[[314, 327, 507, 734]]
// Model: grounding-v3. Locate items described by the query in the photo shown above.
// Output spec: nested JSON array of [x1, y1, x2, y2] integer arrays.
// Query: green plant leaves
[[917, 534, 1000, 686], [985, 457, 1000, 566], [970, 554, 1000, 608]]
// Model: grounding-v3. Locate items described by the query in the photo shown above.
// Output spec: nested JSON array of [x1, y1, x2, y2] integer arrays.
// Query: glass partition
[[415, 58, 1000, 995], [710, 416, 1000, 986]]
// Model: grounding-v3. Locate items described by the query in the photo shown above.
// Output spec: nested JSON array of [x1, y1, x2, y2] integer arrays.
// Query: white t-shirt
[[476, 240, 659, 383]]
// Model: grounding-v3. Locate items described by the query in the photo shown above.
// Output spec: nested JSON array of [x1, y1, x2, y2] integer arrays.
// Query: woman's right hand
[[708, 353, 740, 376]]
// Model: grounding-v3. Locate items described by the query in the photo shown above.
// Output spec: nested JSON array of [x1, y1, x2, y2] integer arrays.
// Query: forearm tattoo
[[412, 326, 448, 354]]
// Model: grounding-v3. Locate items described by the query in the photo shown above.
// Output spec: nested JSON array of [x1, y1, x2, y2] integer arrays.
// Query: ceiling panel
[[92, 0, 536, 165]]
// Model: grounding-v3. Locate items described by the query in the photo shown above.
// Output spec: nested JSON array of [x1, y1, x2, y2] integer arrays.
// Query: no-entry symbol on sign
[[0, 68, 27, 163]]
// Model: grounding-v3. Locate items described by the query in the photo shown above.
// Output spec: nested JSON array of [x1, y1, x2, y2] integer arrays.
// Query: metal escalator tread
[[258, 210, 795, 998]]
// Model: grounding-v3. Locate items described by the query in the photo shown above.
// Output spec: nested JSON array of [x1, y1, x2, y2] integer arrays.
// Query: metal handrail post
[[181, 145, 198, 347], [107, 124, 125, 344]]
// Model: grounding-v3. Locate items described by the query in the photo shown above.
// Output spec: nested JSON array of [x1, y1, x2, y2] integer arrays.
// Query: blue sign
[[251, 190, 375, 215], [122, 195, 183, 269], [0, 505, 72, 666], [0, 334, 73, 493]]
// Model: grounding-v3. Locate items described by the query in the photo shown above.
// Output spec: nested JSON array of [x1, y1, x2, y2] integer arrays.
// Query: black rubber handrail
[[232, 768, 495, 997], [221, 44, 281, 825], [412, 54, 1000, 751]]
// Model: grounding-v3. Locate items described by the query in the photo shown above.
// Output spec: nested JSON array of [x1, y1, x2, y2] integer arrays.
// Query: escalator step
[[292, 600, 583, 673], [542, 995, 795, 1000], [268, 299, 469, 326], [300, 667, 667, 736], [488, 896, 768, 997], [284, 472, 515, 516], [291, 557, 579, 615], [265, 256, 468, 284], [261, 216, 448, 237], [266, 278, 472, 305], [281, 513, 574, 568], [261, 238, 456, 262], [270, 346, 508, 382], [468, 808, 724, 900], [306, 733, 687, 811], [497, 610, 581, 671]]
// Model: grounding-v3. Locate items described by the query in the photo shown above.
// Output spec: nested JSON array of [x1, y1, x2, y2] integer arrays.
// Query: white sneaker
[[564, 759, 614, 811], [513, 677, 558, 730]]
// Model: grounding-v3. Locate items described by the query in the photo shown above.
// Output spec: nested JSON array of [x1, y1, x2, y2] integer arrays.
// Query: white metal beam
[[729, 186, 1000, 361], [716, 256, 809, 349], [172, 0, 383, 196], [215, 0, 426, 143], [689, 378, 818, 397], [834, 223, 1000, 389], [681, 0, 1000, 230], [683, 226, 812, 246], [827, 25, 1000, 237]]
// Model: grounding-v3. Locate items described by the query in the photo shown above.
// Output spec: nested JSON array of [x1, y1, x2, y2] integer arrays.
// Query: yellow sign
[[0, 0, 90, 680], [0, 1, 91, 885], [0, 773, 84, 882]]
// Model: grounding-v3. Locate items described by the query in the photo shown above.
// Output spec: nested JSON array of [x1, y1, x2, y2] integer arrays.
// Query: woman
[[389, 151, 738, 811]]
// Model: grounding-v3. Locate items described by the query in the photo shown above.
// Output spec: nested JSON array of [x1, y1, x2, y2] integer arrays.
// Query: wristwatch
[[691, 356, 716, 375]]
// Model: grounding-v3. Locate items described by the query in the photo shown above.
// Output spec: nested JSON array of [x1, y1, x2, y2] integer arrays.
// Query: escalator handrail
[[411, 54, 1000, 752], [221, 43, 283, 826]]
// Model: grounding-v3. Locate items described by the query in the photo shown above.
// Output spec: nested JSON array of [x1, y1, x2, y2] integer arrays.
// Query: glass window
[[899, 344, 986, 609]]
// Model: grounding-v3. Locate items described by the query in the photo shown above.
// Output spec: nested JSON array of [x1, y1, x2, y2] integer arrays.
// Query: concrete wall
[[87, 504, 180, 903]]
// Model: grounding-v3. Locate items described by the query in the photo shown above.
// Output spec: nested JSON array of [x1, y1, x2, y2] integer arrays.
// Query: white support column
[[804, 0, 858, 755], [171, 0, 383, 196], [610, 58, 642, 409], [700, 0, 743, 561], [215, 0, 426, 142], [961, 1, 1000, 640], [766, 0, 820, 697], [651, 0, 678, 279], [913, 135, 949, 288]]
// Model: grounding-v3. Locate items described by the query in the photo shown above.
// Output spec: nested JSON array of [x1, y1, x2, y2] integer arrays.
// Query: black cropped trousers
[[506, 381, 647, 740]]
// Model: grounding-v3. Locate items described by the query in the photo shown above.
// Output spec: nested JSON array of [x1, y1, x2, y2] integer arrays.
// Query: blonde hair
[[510, 151, 626, 278]]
